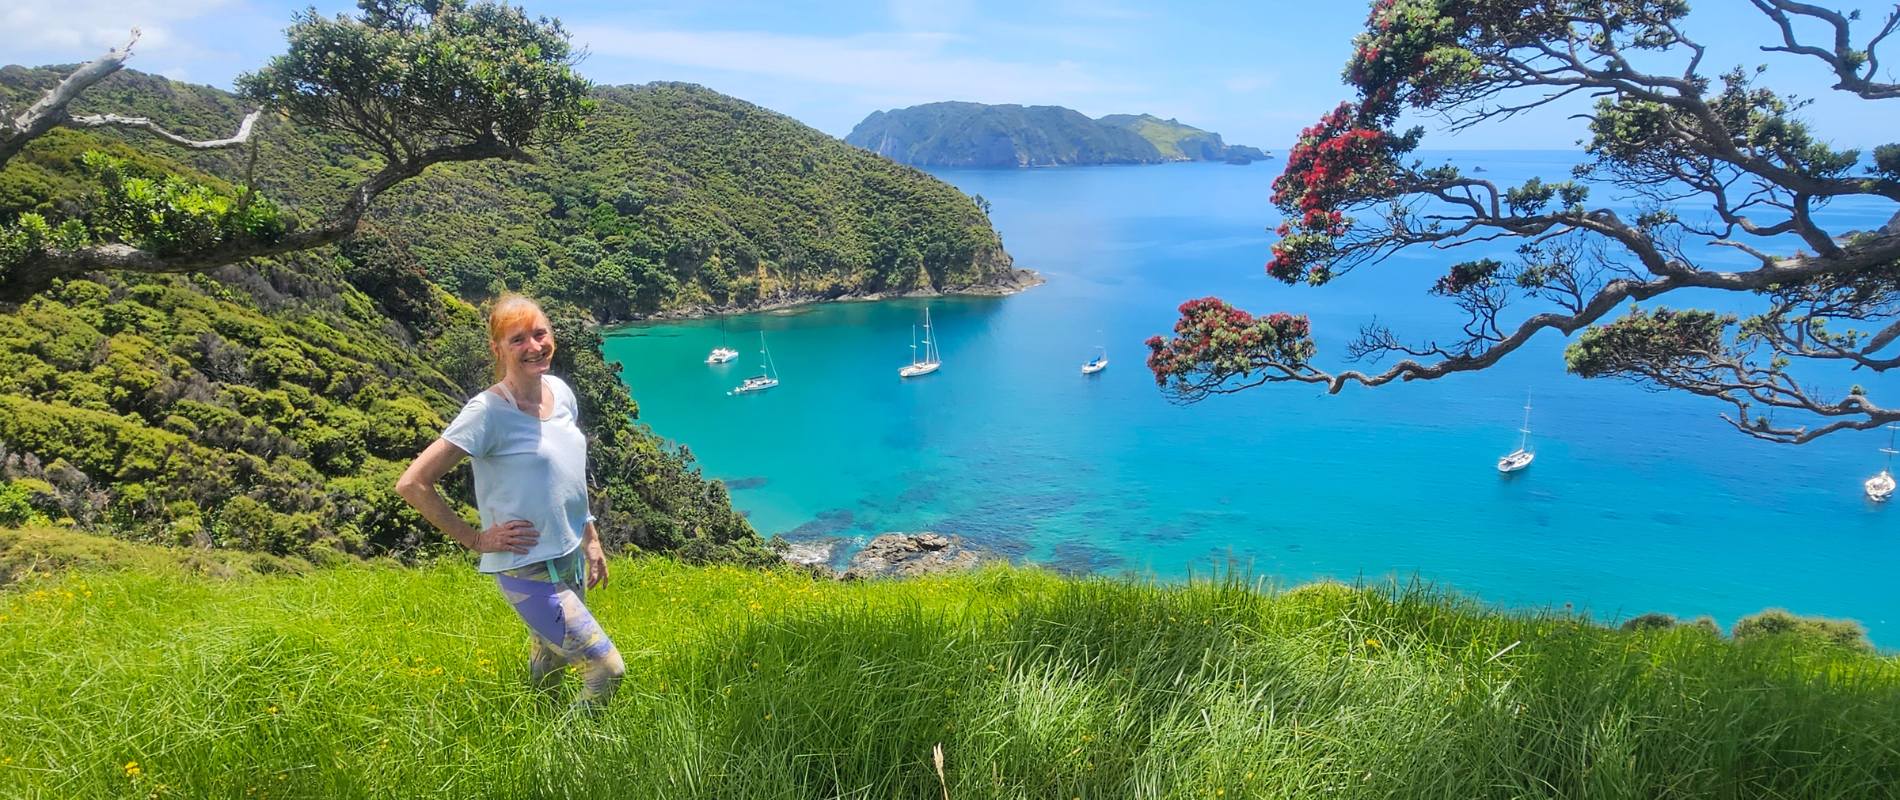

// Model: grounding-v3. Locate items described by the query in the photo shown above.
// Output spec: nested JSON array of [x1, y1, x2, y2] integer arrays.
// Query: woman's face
[[497, 312, 555, 380]]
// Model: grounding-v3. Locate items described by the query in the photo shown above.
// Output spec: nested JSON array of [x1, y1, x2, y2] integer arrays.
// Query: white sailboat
[[1081, 345, 1108, 375], [730, 332, 779, 394], [1497, 395, 1535, 473], [899, 308, 942, 378], [706, 313, 739, 364], [1866, 424, 1898, 502]]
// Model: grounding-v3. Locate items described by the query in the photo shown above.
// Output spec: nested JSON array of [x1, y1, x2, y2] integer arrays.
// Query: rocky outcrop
[[838, 532, 991, 580]]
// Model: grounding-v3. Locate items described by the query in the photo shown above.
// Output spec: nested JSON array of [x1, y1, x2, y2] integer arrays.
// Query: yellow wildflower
[[1366, 638, 1382, 649], [124, 760, 141, 778]]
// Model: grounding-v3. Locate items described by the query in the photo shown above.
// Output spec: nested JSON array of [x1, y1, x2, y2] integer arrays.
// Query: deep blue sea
[[603, 151, 1900, 641]]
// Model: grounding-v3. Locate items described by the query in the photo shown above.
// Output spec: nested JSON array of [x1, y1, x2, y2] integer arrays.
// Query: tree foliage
[[0, 0, 588, 296], [1149, 0, 1900, 443]]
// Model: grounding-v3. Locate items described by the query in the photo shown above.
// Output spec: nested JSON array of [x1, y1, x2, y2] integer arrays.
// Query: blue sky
[[4, 0, 1893, 150]]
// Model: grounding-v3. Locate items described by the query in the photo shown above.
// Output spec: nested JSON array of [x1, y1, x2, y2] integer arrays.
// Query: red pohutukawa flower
[[1146, 297, 1317, 388], [1263, 101, 1406, 285]]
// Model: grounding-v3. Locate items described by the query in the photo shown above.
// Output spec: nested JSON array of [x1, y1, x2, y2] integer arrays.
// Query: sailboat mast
[[1518, 397, 1532, 451], [922, 308, 936, 363]]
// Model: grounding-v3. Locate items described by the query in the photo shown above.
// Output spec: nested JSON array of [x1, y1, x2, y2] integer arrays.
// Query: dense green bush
[[1733, 609, 1873, 652]]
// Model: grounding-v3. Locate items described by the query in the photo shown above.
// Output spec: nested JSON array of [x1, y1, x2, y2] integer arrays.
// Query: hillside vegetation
[[5, 528, 1898, 799], [1, 70, 1031, 321], [846, 102, 1269, 167], [0, 61, 1041, 560]]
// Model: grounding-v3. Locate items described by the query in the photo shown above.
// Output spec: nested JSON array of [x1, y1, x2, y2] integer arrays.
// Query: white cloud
[[571, 24, 1122, 104], [0, 0, 238, 66]]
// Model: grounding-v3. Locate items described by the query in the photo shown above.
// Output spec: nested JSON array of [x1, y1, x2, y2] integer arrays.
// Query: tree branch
[[6, 139, 528, 292], [2, 30, 271, 170], [1, 30, 139, 167], [67, 109, 263, 150], [1752, 0, 1900, 100]]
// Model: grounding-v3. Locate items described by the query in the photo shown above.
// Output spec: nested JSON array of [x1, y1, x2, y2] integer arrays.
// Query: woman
[[396, 294, 626, 707]]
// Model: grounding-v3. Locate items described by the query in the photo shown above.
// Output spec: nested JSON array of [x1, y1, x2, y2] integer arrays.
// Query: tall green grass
[[3, 530, 1898, 798]]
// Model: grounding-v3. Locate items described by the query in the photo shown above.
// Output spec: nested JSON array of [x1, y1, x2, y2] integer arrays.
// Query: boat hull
[[730, 378, 778, 394], [706, 349, 738, 365], [899, 362, 941, 378], [1868, 471, 1895, 502], [1497, 450, 1534, 473]]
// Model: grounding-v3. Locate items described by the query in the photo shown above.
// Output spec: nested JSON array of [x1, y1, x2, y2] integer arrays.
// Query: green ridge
[[847, 102, 1269, 167]]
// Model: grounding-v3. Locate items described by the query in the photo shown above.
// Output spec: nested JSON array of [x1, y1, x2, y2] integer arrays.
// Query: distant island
[[844, 102, 1270, 168]]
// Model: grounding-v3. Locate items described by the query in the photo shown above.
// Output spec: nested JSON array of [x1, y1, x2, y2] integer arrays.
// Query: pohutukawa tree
[[0, 0, 590, 297], [1146, 0, 1900, 444]]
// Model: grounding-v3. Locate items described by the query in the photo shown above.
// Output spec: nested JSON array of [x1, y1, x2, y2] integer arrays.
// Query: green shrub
[[1733, 608, 1872, 651], [1620, 612, 1678, 632]]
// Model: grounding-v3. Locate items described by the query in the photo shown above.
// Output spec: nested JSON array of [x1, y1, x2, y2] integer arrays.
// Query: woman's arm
[[582, 520, 608, 588], [395, 438, 539, 554]]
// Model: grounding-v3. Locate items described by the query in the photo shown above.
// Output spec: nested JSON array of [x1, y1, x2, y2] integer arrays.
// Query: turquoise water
[[604, 152, 1900, 640]]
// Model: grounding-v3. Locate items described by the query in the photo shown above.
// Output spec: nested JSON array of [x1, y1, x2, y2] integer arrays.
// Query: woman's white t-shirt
[[439, 375, 592, 573]]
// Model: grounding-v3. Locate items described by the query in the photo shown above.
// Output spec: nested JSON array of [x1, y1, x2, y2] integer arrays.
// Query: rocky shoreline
[[621, 267, 1044, 323], [781, 532, 996, 580]]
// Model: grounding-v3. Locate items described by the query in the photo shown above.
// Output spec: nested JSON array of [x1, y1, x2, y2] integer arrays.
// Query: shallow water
[[605, 152, 1900, 641]]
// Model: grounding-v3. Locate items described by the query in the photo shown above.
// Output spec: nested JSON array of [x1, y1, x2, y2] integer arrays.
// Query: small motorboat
[[1081, 346, 1108, 375]]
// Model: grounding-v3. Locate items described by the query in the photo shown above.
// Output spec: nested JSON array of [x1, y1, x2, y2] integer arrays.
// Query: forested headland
[[0, 64, 1027, 562]]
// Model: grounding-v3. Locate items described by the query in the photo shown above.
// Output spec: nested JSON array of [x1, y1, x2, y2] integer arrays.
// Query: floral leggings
[[495, 548, 626, 706]]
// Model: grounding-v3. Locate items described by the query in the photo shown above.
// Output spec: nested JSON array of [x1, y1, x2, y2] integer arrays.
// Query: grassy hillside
[[5, 528, 1898, 799]]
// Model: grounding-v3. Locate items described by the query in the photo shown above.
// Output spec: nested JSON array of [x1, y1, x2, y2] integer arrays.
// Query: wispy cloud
[[572, 24, 1121, 103], [0, 0, 239, 67]]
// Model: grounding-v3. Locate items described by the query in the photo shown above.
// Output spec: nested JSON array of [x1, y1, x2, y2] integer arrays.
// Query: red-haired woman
[[397, 294, 625, 708]]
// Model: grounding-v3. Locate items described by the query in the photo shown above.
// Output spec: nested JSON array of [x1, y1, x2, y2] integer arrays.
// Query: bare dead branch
[[67, 109, 263, 150], [1, 30, 139, 167]]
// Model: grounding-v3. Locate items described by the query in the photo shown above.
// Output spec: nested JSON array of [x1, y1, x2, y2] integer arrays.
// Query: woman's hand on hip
[[585, 537, 609, 589], [476, 520, 539, 554]]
